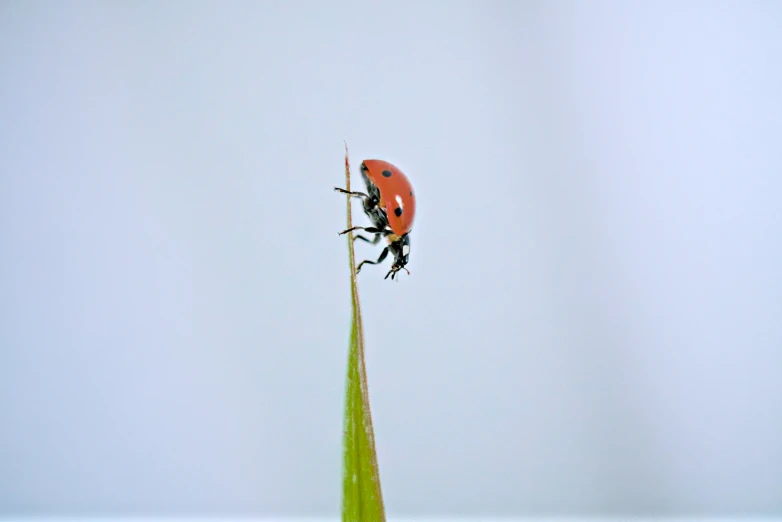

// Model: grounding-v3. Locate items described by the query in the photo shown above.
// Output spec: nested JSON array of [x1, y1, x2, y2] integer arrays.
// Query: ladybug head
[[385, 234, 411, 281]]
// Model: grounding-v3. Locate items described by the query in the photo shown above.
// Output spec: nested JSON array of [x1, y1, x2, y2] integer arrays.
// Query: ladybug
[[335, 159, 416, 280]]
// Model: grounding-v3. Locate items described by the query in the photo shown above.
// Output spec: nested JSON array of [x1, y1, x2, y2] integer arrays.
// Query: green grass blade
[[341, 144, 386, 522]]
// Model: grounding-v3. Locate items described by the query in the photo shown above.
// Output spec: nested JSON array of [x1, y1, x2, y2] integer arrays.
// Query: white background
[[1, 0, 781, 517]]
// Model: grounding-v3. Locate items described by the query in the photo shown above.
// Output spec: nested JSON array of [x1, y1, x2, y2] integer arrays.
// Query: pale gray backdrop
[[1, 0, 781, 517]]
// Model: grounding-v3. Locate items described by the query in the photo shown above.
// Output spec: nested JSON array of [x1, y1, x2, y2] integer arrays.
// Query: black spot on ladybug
[[394, 207, 403, 217], [409, 191, 413, 196], [382, 169, 393, 177]]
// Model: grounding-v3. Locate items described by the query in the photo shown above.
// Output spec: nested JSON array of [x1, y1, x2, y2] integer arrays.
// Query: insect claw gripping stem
[[334, 187, 369, 199], [339, 225, 382, 237]]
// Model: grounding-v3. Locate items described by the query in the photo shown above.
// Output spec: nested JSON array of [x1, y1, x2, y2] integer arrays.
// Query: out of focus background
[[1, 0, 781, 519]]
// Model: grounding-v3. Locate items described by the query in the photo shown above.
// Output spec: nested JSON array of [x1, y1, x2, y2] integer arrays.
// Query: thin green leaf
[[341, 143, 386, 522]]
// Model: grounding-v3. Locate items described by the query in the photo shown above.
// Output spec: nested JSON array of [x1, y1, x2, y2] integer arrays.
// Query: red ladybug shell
[[362, 159, 416, 236]]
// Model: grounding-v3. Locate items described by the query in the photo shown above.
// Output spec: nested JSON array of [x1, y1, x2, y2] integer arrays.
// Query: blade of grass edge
[[341, 143, 386, 522]]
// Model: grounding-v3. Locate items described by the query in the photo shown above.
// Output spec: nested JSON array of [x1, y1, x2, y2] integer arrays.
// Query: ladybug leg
[[353, 233, 382, 245], [335, 187, 381, 212], [334, 187, 369, 199], [356, 247, 389, 273], [338, 225, 383, 236]]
